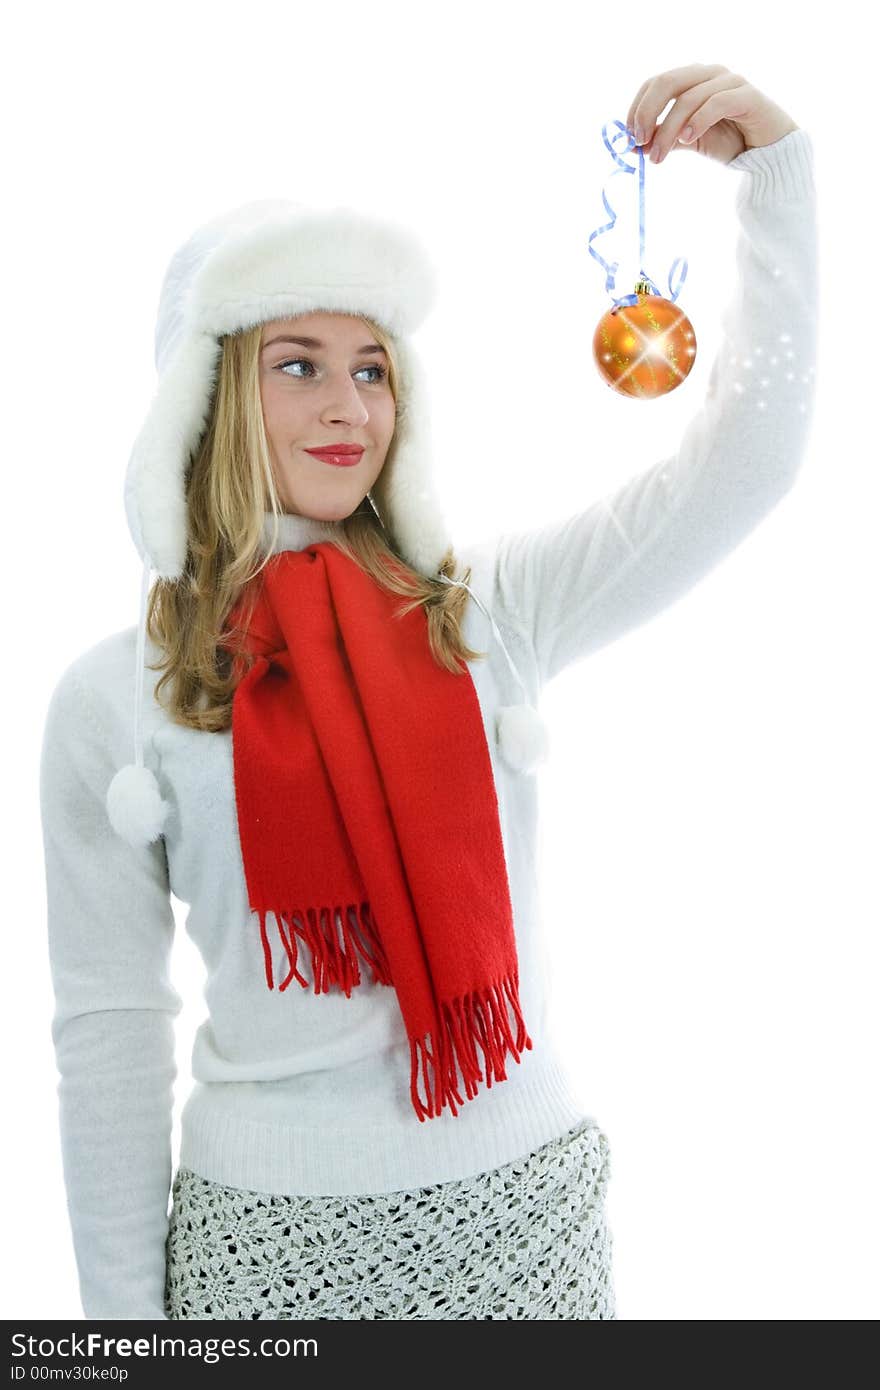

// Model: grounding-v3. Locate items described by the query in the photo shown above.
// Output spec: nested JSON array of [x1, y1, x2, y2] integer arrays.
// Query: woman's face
[[259, 310, 396, 519]]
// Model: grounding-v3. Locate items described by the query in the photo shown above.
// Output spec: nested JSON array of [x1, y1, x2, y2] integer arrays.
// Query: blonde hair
[[145, 314, 485, 732]]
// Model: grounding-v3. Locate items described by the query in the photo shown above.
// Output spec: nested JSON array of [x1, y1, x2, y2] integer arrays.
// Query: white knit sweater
[[39, 128, 817, 1320]]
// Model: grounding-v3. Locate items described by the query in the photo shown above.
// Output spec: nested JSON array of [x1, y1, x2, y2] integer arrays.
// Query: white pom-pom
[[496, 703, 550, 774], [106, 763, 171, 848]]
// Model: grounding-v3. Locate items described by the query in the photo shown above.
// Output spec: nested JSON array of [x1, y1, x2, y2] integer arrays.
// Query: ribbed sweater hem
[[730, 126, 815, 208], [178, 1051, 595, 1197]]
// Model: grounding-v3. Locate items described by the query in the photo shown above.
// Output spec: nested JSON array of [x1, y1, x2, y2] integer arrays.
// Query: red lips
[[304, 444, 364, 455], [304, 445, 364, 468]]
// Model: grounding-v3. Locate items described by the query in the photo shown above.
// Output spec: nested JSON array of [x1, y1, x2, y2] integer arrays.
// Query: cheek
[[261, 380, 302, 432], [381, 396, 397, 439]]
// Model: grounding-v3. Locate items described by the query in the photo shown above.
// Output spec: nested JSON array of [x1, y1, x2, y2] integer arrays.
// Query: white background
[[6, 0, 876, 1322]]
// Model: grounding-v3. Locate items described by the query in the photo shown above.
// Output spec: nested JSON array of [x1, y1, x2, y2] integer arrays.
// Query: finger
[[630, 62, 728, 146], [624, 80, 651, 144], [647, 72, 747, 163], [676, 81, 755, 152]]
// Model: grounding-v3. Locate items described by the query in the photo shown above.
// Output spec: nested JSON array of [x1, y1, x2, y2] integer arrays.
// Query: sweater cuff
[[727, 127, 815, 208]]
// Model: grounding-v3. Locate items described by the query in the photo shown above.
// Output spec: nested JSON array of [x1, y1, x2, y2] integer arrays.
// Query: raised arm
[[39, 659, 183, 1320], [492, 126, 817, 688]]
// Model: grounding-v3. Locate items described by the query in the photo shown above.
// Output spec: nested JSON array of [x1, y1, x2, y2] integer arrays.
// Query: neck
[[259, 509, 344, 555]]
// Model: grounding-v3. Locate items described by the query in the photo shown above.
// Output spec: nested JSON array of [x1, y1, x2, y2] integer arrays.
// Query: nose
[[320, 372, 370, 424]]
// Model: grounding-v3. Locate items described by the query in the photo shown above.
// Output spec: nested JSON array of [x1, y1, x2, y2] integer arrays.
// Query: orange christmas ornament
[[588, 119, 697, 400], [593, 276, 697, 399]]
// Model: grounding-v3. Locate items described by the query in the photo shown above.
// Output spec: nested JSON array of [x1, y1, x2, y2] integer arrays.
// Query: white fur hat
[[106, 198, 548, 848]]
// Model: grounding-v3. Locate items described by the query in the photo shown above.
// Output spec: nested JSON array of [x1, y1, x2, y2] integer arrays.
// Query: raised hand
[[626, 63, 799, 166]]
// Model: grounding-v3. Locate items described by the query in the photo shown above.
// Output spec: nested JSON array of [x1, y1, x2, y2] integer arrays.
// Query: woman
[[39, 64, 817, 1321]]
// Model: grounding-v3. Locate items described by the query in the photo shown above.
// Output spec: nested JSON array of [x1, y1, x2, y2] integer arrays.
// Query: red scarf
[[220, 541, 532, 1122]]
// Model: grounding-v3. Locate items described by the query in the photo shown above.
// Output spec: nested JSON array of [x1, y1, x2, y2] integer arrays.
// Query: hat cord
[[436, 575, 531, 705], [133, 555, 152, 769]]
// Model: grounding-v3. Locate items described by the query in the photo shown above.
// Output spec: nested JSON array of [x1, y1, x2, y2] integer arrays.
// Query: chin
[[283, 493, 369, 523]]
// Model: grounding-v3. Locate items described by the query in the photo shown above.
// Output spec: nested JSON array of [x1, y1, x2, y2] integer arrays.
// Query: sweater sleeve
[[492, 127, 817, 687], [39, 658, 183, 1321]]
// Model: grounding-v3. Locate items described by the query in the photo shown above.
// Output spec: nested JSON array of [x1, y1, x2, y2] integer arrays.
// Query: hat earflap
[[124, 331, 221, 580]]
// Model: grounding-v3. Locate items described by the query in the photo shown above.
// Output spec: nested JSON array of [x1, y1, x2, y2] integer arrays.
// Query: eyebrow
[[261, 334, 387, 356]]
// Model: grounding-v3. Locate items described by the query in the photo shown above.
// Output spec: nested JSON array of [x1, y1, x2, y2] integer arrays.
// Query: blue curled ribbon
[[588, 119, 689, 309]]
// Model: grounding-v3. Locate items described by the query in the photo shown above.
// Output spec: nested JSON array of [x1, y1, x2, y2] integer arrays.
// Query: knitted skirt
[[163, 1117, 616, 1320]]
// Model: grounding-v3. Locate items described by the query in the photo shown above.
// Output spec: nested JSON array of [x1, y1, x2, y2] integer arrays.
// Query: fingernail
[[681, 125, 694, 142], [635, 127, 645, 145]]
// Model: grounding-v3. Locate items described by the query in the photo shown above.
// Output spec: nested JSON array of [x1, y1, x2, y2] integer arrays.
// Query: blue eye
[[278, 358, 387, 383]]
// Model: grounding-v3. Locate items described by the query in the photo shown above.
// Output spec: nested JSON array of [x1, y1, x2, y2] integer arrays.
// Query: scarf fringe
[[257, 901, 392, 995], [409, 971, 534, 1122]]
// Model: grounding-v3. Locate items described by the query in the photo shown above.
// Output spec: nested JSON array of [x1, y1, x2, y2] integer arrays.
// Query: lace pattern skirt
[[163, 1118, 616, 1320]]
